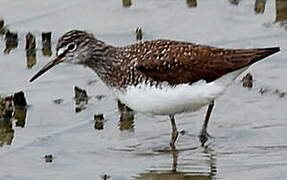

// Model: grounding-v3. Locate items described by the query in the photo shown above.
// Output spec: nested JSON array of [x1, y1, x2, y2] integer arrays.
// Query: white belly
[[114, 67, 248, 115]]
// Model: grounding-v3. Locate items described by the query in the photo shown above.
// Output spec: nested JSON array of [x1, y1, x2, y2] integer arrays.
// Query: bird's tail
[[214, 47, 280, 87], [250, 47, 280, 62], [232, 47, 280, 65]]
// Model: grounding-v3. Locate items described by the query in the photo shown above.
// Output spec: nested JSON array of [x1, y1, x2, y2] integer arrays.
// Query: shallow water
[[0, 0, 287, 179]]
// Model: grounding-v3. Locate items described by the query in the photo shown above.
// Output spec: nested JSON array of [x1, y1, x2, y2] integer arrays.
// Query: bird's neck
[[83, 44, 116, 86]]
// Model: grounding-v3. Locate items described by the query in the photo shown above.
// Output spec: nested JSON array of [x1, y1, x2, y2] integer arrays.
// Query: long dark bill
[[29, 57, 63, 82]]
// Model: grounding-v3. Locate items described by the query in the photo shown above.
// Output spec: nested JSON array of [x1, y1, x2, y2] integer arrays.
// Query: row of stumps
[[2, 75, 284, 147], [74, 86, 135, 131], [74, 86, 134, 180], [25, 32, 52, 55], [0, 19, 52, 55], [25, 32, 52, 69], [122, 0, 283, 9], [122, 0, 198, 8], [0, 19, 52, 69], [43, 86, 135, 167], [94, 99, 135, 131], [1, 18, 143, 59]]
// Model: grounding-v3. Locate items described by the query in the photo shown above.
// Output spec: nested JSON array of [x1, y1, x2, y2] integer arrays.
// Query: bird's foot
[[199, 130, 212, 146]]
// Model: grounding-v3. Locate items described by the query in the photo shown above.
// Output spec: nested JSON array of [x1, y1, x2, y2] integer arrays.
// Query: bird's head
[[30, 30, 98, 82]]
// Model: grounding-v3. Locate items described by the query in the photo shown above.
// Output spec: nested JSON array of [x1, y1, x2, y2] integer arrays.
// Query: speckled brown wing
[[133, 40, 279, 85]]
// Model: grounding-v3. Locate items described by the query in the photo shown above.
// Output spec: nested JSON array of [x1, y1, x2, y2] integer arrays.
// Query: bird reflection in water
[[135, 146, 217, 180], [117, 100, 135, 131]]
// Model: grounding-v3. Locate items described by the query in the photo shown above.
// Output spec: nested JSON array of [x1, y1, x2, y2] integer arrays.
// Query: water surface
[[0, 0, 287, 179]]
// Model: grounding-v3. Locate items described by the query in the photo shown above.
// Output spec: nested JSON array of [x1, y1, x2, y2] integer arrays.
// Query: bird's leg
[[171, 146, 178, 172], [169, 115, 179, 148], [199, 100, 215, 146]]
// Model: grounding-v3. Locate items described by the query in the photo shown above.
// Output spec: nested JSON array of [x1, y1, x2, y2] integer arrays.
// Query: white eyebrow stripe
[[57, 47, 66, 56]]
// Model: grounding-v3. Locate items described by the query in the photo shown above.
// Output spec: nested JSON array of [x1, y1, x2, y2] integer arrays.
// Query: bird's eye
[[67, 43, 77, 52]]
